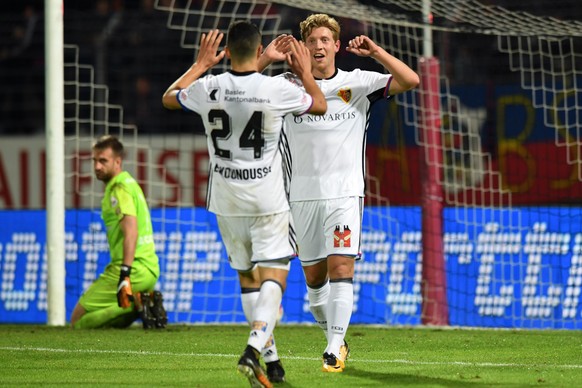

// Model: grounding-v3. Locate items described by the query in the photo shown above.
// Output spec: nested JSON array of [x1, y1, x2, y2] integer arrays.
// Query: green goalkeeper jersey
[[102, 171, 159, 275]]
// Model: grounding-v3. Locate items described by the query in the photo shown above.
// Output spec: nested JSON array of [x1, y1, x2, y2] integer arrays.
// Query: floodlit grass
[[0, 324, 581, 387]]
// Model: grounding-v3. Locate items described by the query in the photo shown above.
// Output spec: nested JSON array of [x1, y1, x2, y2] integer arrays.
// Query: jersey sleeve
[[111, 183, 137, 219], [272, 75, 313, 116], [355, 69, 393, 101], [177, 75, 214, 113]]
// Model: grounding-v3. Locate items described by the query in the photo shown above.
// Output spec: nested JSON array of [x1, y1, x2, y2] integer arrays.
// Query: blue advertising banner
[[0, 207, 581, 329]]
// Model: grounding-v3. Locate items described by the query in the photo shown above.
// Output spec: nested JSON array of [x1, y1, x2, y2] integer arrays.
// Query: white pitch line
[[1, 346, 582, 370]]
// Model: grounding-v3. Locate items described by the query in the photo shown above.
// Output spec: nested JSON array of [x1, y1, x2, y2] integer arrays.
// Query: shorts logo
[[334, 225, 351, 248], [337, 88, 352, 103]]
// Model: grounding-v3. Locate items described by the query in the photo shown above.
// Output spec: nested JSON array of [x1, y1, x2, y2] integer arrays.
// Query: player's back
[[178, 70, 313, 216], [198, 71, 285, 170]]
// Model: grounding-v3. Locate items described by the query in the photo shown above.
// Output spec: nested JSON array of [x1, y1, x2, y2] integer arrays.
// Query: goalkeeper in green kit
[[71, 135, 167, 329]]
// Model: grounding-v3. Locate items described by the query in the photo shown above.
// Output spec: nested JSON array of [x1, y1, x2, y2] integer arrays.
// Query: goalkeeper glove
[[117, 264, 134, 308]]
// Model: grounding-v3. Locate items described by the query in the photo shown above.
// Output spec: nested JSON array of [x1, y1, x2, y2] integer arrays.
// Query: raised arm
[[257, 34, 294, 73], [162, 29, 226, 110], [286, 38, 327, 115], [346, 35, 420, 95]]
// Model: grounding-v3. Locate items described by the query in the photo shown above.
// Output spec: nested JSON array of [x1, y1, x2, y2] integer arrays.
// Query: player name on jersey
[[213, 165, 272, 180]]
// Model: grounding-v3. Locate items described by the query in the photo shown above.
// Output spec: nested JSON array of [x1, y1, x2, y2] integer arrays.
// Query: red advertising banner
[[366, 141, 582, 206], [1, 135, 581, 209]]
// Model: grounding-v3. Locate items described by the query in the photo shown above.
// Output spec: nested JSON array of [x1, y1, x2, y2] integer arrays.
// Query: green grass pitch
[[1, 324, 581, 387]]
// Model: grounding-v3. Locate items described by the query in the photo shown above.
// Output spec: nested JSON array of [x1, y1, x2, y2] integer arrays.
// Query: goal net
[[52, 0, 582, 329]]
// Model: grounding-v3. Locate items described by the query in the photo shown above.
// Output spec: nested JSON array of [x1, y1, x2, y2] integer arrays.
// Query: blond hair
[[299, 14, 340, 42]]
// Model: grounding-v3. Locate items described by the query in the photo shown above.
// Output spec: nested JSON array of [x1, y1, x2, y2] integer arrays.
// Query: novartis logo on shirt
[[293, 111, 357, 124]]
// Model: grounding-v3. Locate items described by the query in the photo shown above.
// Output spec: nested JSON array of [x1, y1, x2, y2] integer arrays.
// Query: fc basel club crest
[[334, 225, 351, 248], [337, 88, 352, 103]]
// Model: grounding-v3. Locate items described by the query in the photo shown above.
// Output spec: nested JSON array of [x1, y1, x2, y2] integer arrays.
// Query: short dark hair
[[92, 135, 125, 158], [226, 20, 261, 61]]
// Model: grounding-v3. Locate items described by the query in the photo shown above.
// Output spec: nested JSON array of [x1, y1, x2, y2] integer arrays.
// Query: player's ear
[[256, 44, 263, 59], [225, 46, 231, 59]]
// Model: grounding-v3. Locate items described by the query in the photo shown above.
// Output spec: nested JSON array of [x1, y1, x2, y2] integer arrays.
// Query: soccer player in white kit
[[162, 21, 326, 388], [259, 14, 420, 372]]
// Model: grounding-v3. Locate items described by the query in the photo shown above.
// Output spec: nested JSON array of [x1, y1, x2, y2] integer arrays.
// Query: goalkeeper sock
[[307, 280, 330, 341]]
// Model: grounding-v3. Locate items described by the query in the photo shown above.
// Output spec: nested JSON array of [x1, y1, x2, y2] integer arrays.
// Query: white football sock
[[307, 280, 330, 341], [242, 288, 279, 361], [261, 334, 279, 363], [247, 280, 283, 353], [326, 280, 353, 357], [241, 288, 260, 324]]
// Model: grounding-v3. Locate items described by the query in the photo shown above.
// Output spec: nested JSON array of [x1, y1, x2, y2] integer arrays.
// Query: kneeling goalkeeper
[[71, 135, 166, 329]]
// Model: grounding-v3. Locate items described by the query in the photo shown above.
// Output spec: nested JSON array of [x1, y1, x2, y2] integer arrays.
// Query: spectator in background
[[0, 3, 43, 134]]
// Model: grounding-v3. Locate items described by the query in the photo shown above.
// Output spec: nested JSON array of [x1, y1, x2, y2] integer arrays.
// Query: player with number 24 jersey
[[164, 22, 327, 387], [178, 72, 313, 216]]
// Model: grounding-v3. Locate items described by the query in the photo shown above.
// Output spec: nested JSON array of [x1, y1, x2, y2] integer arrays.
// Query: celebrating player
[[259, 13, 420, 372], [71, 135, 167, 330], [162, 20, 326, 387]]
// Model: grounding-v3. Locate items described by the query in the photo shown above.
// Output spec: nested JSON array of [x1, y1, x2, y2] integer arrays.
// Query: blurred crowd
[[0, 0, 580, 135], [1, 0, 197, 135], [1, 2, 44, 134]]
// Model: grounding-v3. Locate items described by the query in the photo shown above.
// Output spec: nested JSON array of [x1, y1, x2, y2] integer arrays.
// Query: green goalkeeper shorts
[[79, 262, 158, 312]]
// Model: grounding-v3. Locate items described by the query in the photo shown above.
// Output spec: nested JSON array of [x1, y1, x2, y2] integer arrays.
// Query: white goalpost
[[45, 0, 65, 326]]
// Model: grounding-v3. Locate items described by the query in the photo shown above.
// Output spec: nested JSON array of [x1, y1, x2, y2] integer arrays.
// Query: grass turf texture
[[0, 324, 581, 387]]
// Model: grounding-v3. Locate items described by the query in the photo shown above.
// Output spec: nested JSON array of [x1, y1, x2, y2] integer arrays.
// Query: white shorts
[[216, 211, 296, 272], [291, 196, 363, 265]]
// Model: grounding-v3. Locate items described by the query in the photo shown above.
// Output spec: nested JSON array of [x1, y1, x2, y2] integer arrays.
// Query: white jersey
[[178, 70, 313, 216], [280, 68, 392, 202]]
